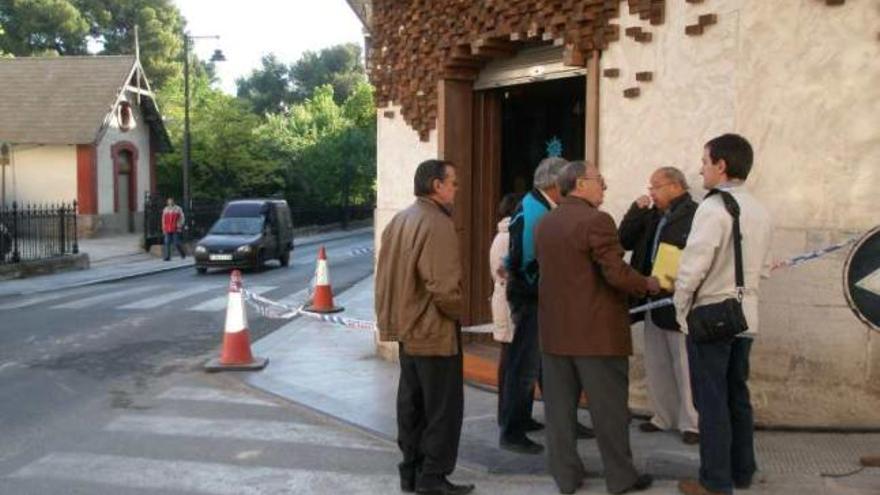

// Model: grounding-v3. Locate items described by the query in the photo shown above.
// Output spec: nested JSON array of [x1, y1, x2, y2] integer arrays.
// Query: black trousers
[[686, 336, 756, 494], [397, 342, 464, 483], [499, 301, 541, 441]]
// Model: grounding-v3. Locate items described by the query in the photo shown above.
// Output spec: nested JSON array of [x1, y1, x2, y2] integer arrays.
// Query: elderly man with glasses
[[535, 160, 660, 494], [619, 167, 700, 445]]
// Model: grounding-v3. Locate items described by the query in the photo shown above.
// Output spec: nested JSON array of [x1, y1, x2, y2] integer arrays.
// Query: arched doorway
[[112, 142, 138, 233]]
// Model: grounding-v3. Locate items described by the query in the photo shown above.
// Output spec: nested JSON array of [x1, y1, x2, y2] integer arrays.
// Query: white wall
[[598, 0, 880, 427], [6, 145, 77, 205], [374, 104, 439, 360], [96, 91, 151, 215]]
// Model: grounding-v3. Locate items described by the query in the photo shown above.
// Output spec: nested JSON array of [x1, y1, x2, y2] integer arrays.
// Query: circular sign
[[843, 225, 880, 331]]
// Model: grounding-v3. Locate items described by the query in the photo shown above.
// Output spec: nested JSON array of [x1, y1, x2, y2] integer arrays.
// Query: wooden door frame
[[437, 50, 601, 325]]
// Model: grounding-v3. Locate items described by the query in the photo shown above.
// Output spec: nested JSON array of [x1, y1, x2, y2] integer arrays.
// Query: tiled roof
[[0, 56, 137, 145]]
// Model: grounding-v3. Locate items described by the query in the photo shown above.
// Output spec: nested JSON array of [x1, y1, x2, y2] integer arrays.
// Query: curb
[[0, 228, 373, 299]]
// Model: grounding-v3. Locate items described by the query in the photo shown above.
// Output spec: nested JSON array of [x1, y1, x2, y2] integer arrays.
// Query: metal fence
[[143, 193, 374, 250], [0, 201, 79, 265]]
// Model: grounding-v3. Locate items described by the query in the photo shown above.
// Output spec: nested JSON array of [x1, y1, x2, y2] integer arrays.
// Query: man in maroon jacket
[[535, 160, 659, 494], [162, 197, 186, 261]]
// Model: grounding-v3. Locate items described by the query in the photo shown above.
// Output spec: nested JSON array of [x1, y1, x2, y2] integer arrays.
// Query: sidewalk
[[246, 275, 880, 494], [0, 227, 373, 299]]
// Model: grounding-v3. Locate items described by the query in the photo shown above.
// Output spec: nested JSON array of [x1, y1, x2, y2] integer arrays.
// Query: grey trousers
[[542, 353, 639, 494]]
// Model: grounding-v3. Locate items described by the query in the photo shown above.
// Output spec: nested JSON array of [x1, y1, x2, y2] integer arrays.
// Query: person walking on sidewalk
[[675, 134, 773, 495], [535, 160, 658, 495], [489, 192, 522, 425], [619, 166, 700, 445], [162, 197, 186, 261], [375, 159, 474, 495]]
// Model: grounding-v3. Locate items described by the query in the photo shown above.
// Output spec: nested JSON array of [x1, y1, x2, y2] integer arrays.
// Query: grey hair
[[533, 157, 568, 190], [558, 160, 591, 196], [656, 166, 689, 190]]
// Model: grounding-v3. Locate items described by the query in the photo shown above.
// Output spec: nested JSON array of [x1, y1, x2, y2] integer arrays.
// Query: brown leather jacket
[[535, 196, 649, 356], [375, 197, 463, 356]]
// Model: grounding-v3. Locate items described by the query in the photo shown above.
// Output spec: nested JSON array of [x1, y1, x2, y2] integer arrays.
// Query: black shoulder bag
[[685, 189, 749, 343]]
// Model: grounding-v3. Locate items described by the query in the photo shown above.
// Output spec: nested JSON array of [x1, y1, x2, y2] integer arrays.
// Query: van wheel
[[279, 251, 290, 267], [196, 267, 207, 274]]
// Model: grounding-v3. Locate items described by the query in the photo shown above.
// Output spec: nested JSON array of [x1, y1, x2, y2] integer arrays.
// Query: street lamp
[[182, 32, 225, 234]]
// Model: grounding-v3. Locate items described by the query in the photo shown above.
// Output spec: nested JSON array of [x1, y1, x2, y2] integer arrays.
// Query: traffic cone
[[304, 246, 344, 313], [205, 269, 268, 371]]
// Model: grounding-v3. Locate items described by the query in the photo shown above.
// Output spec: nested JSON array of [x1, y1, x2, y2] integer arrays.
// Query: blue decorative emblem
[[546, 137, 563, 158]]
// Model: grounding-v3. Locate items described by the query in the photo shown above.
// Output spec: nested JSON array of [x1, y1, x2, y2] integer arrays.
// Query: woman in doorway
[[490, 192, 523, 424]]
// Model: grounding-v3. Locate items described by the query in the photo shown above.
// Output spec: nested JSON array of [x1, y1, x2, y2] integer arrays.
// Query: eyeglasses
[[648, 182, 674, 191], [578, 175, 605, 186]]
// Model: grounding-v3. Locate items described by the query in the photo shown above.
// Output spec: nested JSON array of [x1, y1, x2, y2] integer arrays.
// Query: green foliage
[[0, 0, 91, 55], [253, 82, 376, 208], [236, 54, 296, 115], [156, 71, 283, 202], [0, 0, 184, 86], [290, 43, 366, 105], [236, 43, 367, 113], [83, 0, 185, 88]]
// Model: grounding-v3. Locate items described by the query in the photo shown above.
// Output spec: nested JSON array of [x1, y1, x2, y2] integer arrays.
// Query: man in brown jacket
[[535, 160, 659, 495], [375, 159, 473, 495]]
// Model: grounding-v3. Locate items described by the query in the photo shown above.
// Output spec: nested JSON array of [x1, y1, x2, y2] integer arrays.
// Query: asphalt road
[[0, 231, 377, 492]]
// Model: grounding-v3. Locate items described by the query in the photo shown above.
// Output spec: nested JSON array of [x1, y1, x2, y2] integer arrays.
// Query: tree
[[82, 0, 185, 88], [235, 54, 296, 115], [0, 0, 90, 55], [253, 83, 376, 208], [0, 0, 184, 87], [156, 71, 282, 202], [290, 43, 366, 105]]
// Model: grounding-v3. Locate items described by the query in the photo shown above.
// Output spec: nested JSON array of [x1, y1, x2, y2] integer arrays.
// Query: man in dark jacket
[[618, 167, 699, 444], [500, 157, 567, 454], [375, 159, 474, 495], [536, 160, 659, 494]]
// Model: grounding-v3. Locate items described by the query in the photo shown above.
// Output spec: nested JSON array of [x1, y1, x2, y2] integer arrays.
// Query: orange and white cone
[[304, 246, 344, 313], [205, 269, 268, 371]]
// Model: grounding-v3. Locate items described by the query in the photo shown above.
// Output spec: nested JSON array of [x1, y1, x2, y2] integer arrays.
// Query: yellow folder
[[651, 242, 683, 291]]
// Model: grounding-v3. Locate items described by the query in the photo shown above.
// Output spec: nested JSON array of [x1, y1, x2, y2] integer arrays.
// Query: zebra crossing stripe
[[156, 386, 280, 407], [8, 452, 554, 494], [52, 285, 159, 309], [0, 285, 105, 311], [190, 285, 277, 312], [118, 284, 218, 310], [7, 453, 398, 495], [104, 415, 393, 452]]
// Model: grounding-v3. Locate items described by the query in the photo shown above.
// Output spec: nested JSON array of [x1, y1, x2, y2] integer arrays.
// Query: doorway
[[499, 76, 586, 196], [464, 75, 587, 325], [116, 149, 135, 233]]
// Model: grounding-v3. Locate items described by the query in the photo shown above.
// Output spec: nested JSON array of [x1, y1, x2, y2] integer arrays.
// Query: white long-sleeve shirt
[[674, 182, 773, 337]]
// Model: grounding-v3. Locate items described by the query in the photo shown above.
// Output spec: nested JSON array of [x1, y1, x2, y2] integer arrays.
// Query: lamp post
[[182, 33, 225, 235]]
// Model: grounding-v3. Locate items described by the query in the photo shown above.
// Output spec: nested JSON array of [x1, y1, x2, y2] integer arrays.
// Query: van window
[[210, 217, 264, 235], [223, 203, 263, 217]]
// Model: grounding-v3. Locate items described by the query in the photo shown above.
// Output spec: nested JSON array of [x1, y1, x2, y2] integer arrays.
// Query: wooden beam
[[586, 50, 600, 167]]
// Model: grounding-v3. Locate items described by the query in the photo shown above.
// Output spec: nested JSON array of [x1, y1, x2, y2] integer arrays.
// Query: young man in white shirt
[[674, 134, 773, 495]]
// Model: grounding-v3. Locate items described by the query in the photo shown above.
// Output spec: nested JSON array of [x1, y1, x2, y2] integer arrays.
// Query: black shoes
[[682, 431, 700, 445], [638, 422, 662, 433], [401, 475, 415, 493], [524, 419, 545, 432], [617, 474, 653, 493], [576, 422, 595, 439], [415, 477, 475, 495], [500, 435, 544, 455]]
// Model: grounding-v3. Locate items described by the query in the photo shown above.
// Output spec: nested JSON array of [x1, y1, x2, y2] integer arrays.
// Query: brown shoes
[[678, 479, 725, 495], [861, 455, 880, 467]]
